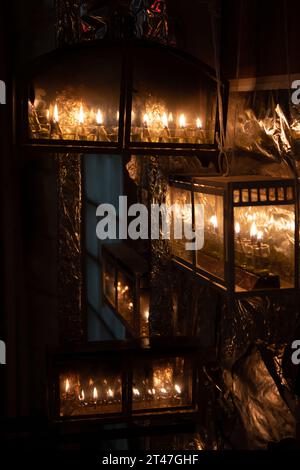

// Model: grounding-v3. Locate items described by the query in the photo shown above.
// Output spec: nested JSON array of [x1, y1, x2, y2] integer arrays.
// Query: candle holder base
[[235, 266, 280, 291]]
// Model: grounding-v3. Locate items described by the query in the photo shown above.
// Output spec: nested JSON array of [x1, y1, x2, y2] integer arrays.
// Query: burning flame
[[96, 109, 103, 125], [257, 230, 263, 241], [46, 109, 50, 121], [168, 112, 173, 123], [235, 222, 241, 235], [93, 387, 98, 401], [143, 113, 149, 126], [65, 378, 70, 393], [133, 387, 140, 397], [160, 387, 167, 394], [78, 104, 85, 124], [53, 104, 59, 123], [250, 222, 257, 238], [179, 114, 186, 128], [79, 389, 85, 401], [107, 388, 114, 398], [174, 384, 181, 394], [196, 117, 202, 129], [210, 215, 218, 229], [162, 113, 168, 127], [144, 310, 149, 321]]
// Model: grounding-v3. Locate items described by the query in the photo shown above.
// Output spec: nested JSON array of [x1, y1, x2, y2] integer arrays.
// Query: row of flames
[[42, 102, 203, 129]]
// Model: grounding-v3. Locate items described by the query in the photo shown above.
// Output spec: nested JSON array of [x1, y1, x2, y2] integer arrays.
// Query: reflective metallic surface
[[57, 154, 84, 342]]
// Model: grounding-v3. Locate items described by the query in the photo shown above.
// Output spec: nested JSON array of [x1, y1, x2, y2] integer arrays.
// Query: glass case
[[59, 357, 123, 418], [168, 180, 194, 266], [132, 355, 193, 414], [25, 42, 123, 149], [49, 339, 198, 422], [102, 244, 150, 337], [23, 40, 220, 156], [169, 175, 298, 296], [128, 43, 217, 150]]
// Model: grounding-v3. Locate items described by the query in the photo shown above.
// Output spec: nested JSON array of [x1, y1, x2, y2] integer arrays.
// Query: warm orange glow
[[250, 222, 257, 238], [79, 389, 85, 401], [96, 109, 103, 125], [168, 112, 173, 123], [46, 109, 50, 120], [65, 378, 70, 393], [144, 310, 149, 321], [210, 215, 218, 229], [196, 117, 202, 129], [133, 387, 140, 397], [174, 384, 181, 394], [235, 222, 241, 234], [162, 113, 168, 127], [107, 388, 114, 398], [53, 104, 59, 123], [78, 104, 85, 124], [93, 387, 98, 401], [143, 113, 149, 125], [179, 114, 186, 128], [257, 230, 263, 241]]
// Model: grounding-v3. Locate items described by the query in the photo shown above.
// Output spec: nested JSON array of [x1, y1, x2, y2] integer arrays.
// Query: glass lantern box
[[102, 244, 150, 337], [169, 175, 298, 296], [25, 42, 124, 152], [22, 40, 220, 157], [48, 339, 198, 423], [127, 42, 218, 154]]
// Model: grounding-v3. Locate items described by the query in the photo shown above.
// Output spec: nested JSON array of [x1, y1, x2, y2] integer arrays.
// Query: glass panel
[[234, 204, 295, 291], [140, 289, 150, 338], [277, 188, 285, 201], [286, 187, 294, 200], [117, 270, 134, 329], [131, 46, 217, 145], [233, 190, 240, 203], [59, 360, 122, 417], [259, 188, 267, 202], [132, 357, 193, 412], [103, 255, 116, 307], [28, 44, 121, 142], [195, 192, 224, 280], [242, 189, 249, 202], [269, 188, 276, 201], [169, 186, 193, 264], [250, 189, 258, 202]]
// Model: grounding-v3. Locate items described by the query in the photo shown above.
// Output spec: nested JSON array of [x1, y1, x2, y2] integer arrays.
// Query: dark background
[[0, 0, 300, 439]]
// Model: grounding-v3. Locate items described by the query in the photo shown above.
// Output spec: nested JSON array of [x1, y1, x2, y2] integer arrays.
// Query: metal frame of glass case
[[48, 338, 199, 424], [20, 39, 224, 159], [169, 174, 299, 298], [102, 243, 150, 337]]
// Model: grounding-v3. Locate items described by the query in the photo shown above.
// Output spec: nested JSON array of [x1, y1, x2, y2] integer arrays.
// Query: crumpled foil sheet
[[56, 0, 170, 44], [148, 156, 174, 337], [56, 0, 82, 46], [223, 347, 296, 448], [226, 90, 300, 174], [57, 153, 84, 343]]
